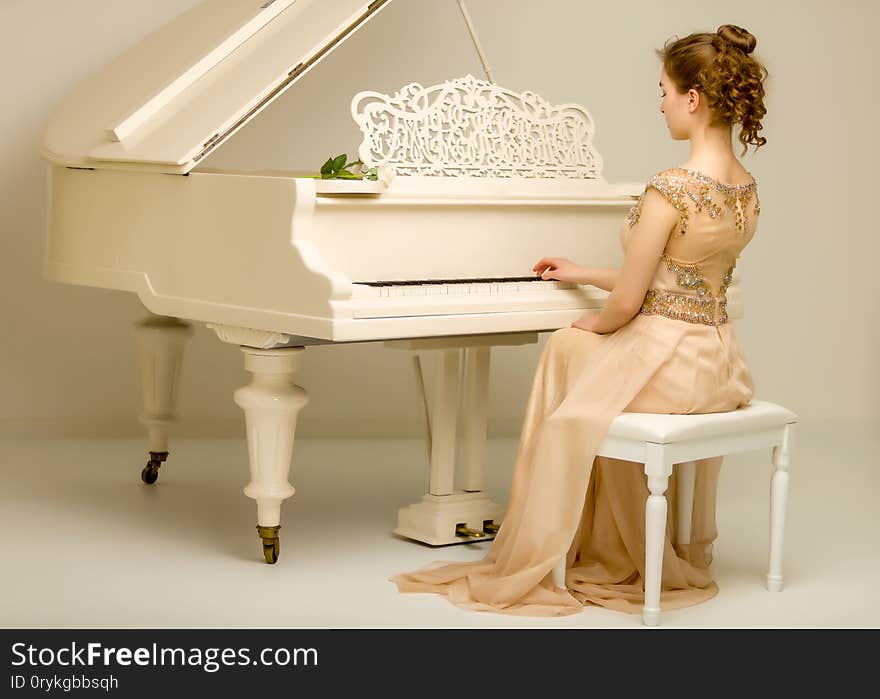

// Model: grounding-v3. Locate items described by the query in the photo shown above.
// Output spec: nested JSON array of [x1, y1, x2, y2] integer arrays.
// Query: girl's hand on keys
[[532, 257, 583, 283]]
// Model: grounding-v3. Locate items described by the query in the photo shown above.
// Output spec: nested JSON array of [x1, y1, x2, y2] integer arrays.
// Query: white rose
[[377, 164, 395, 187]]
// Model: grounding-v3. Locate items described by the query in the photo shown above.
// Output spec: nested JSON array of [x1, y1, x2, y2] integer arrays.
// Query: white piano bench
[[550, 399, 799, 626]]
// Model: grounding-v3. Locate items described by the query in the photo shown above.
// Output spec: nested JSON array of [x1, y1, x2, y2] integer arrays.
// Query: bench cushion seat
[[608, 399, 799, 444]]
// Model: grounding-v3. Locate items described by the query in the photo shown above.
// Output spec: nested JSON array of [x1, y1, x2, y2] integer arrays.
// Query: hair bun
[[716, 24, 757, 55]]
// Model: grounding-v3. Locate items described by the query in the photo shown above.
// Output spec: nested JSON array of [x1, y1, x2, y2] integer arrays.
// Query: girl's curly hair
[[657, 24, 769, 156]]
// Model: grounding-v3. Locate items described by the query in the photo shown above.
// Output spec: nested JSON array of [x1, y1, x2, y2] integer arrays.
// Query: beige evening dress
[[389, 167, 760, 616]]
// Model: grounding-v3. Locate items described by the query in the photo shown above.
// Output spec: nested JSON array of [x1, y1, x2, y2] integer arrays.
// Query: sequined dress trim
[[624, 168, 759, 236], [640, 255, 735, 326]]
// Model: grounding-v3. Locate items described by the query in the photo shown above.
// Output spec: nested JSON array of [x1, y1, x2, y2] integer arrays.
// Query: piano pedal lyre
[[386, 333, 539, 546]]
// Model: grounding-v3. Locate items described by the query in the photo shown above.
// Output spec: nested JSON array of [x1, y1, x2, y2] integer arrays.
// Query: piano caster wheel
[[140, 451, 168, 485], [257, 525, 281, 564], [483, 520, 500, 535], [455, 523, 488, 540], [263, 541, 279, 564]]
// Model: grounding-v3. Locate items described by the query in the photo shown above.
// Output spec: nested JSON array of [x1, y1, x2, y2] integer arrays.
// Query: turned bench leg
[[675, 461, 697, 546], [643, 443, 672, 626], [551, 556, 566, 590], [767, 424, 794, 592]]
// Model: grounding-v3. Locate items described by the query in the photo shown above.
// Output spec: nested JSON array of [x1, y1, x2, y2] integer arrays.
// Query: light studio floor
[[1, 419, 877, 629]]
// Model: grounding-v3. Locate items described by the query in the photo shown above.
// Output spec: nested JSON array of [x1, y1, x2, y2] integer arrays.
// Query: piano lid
[[42, 0, 393, 174]]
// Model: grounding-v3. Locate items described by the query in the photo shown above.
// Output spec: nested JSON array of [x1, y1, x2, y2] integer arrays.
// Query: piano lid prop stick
[[456, 0, 495, 83]]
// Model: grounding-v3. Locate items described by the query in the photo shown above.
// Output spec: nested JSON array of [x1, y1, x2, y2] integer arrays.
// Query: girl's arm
[[578, 267, 620, 292], [573, 187, 678, 334]]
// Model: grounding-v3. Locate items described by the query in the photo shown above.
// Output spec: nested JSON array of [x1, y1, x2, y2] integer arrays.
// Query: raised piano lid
[[42, 0, 393, 175]]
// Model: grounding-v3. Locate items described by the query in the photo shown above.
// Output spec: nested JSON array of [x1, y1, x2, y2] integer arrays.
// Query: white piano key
[[518, 281, 544, 293]]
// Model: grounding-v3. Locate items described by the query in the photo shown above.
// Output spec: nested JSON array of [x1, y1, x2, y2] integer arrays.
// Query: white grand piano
[[42, 0, 742, 563]]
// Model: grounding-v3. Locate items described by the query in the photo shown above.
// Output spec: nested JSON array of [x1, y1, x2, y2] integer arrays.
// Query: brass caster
[[483, 520, 500, 535], [455, 523, 488, 539], [257, 525, 281, 564], [140, 451, 168, 485]]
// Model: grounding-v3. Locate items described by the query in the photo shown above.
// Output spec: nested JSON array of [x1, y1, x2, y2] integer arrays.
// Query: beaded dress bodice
[[621, 167, 759, 326]]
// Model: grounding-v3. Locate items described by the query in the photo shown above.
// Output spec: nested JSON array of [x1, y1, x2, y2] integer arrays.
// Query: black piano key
[[353, 275, 552, 287]]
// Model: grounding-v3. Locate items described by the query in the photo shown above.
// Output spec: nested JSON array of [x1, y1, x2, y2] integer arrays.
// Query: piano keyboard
[[351, 276, 577, 298], [348, 276, 601, 319]]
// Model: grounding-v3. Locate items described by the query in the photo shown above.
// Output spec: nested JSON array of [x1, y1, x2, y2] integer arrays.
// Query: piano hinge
[[193, 1, 388, 165], [203, 133, 222, 151]]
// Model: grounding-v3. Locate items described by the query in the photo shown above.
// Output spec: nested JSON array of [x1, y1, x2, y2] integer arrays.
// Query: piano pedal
[[482, 519, 500, 535], [455, 523, 488, 540], [140, 450, 168, 485]]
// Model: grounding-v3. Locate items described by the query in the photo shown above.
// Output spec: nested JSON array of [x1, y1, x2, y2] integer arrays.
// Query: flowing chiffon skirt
[[388, 314, 754, 616]]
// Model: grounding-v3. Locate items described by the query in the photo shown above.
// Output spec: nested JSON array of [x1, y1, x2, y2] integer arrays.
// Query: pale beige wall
[[1, 0, 876, 439]]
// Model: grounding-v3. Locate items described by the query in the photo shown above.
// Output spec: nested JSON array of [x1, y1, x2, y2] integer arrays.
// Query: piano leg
[[386, 335, 538, 545], [134, 315, 193, 484], [233, 347, 308, 564]]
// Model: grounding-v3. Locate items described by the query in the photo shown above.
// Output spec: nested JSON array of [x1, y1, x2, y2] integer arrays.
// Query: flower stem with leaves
[[316, 153, 378, 181]]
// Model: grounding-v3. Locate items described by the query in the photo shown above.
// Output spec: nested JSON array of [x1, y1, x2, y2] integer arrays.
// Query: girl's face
[[659, 69, 698, 141]]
